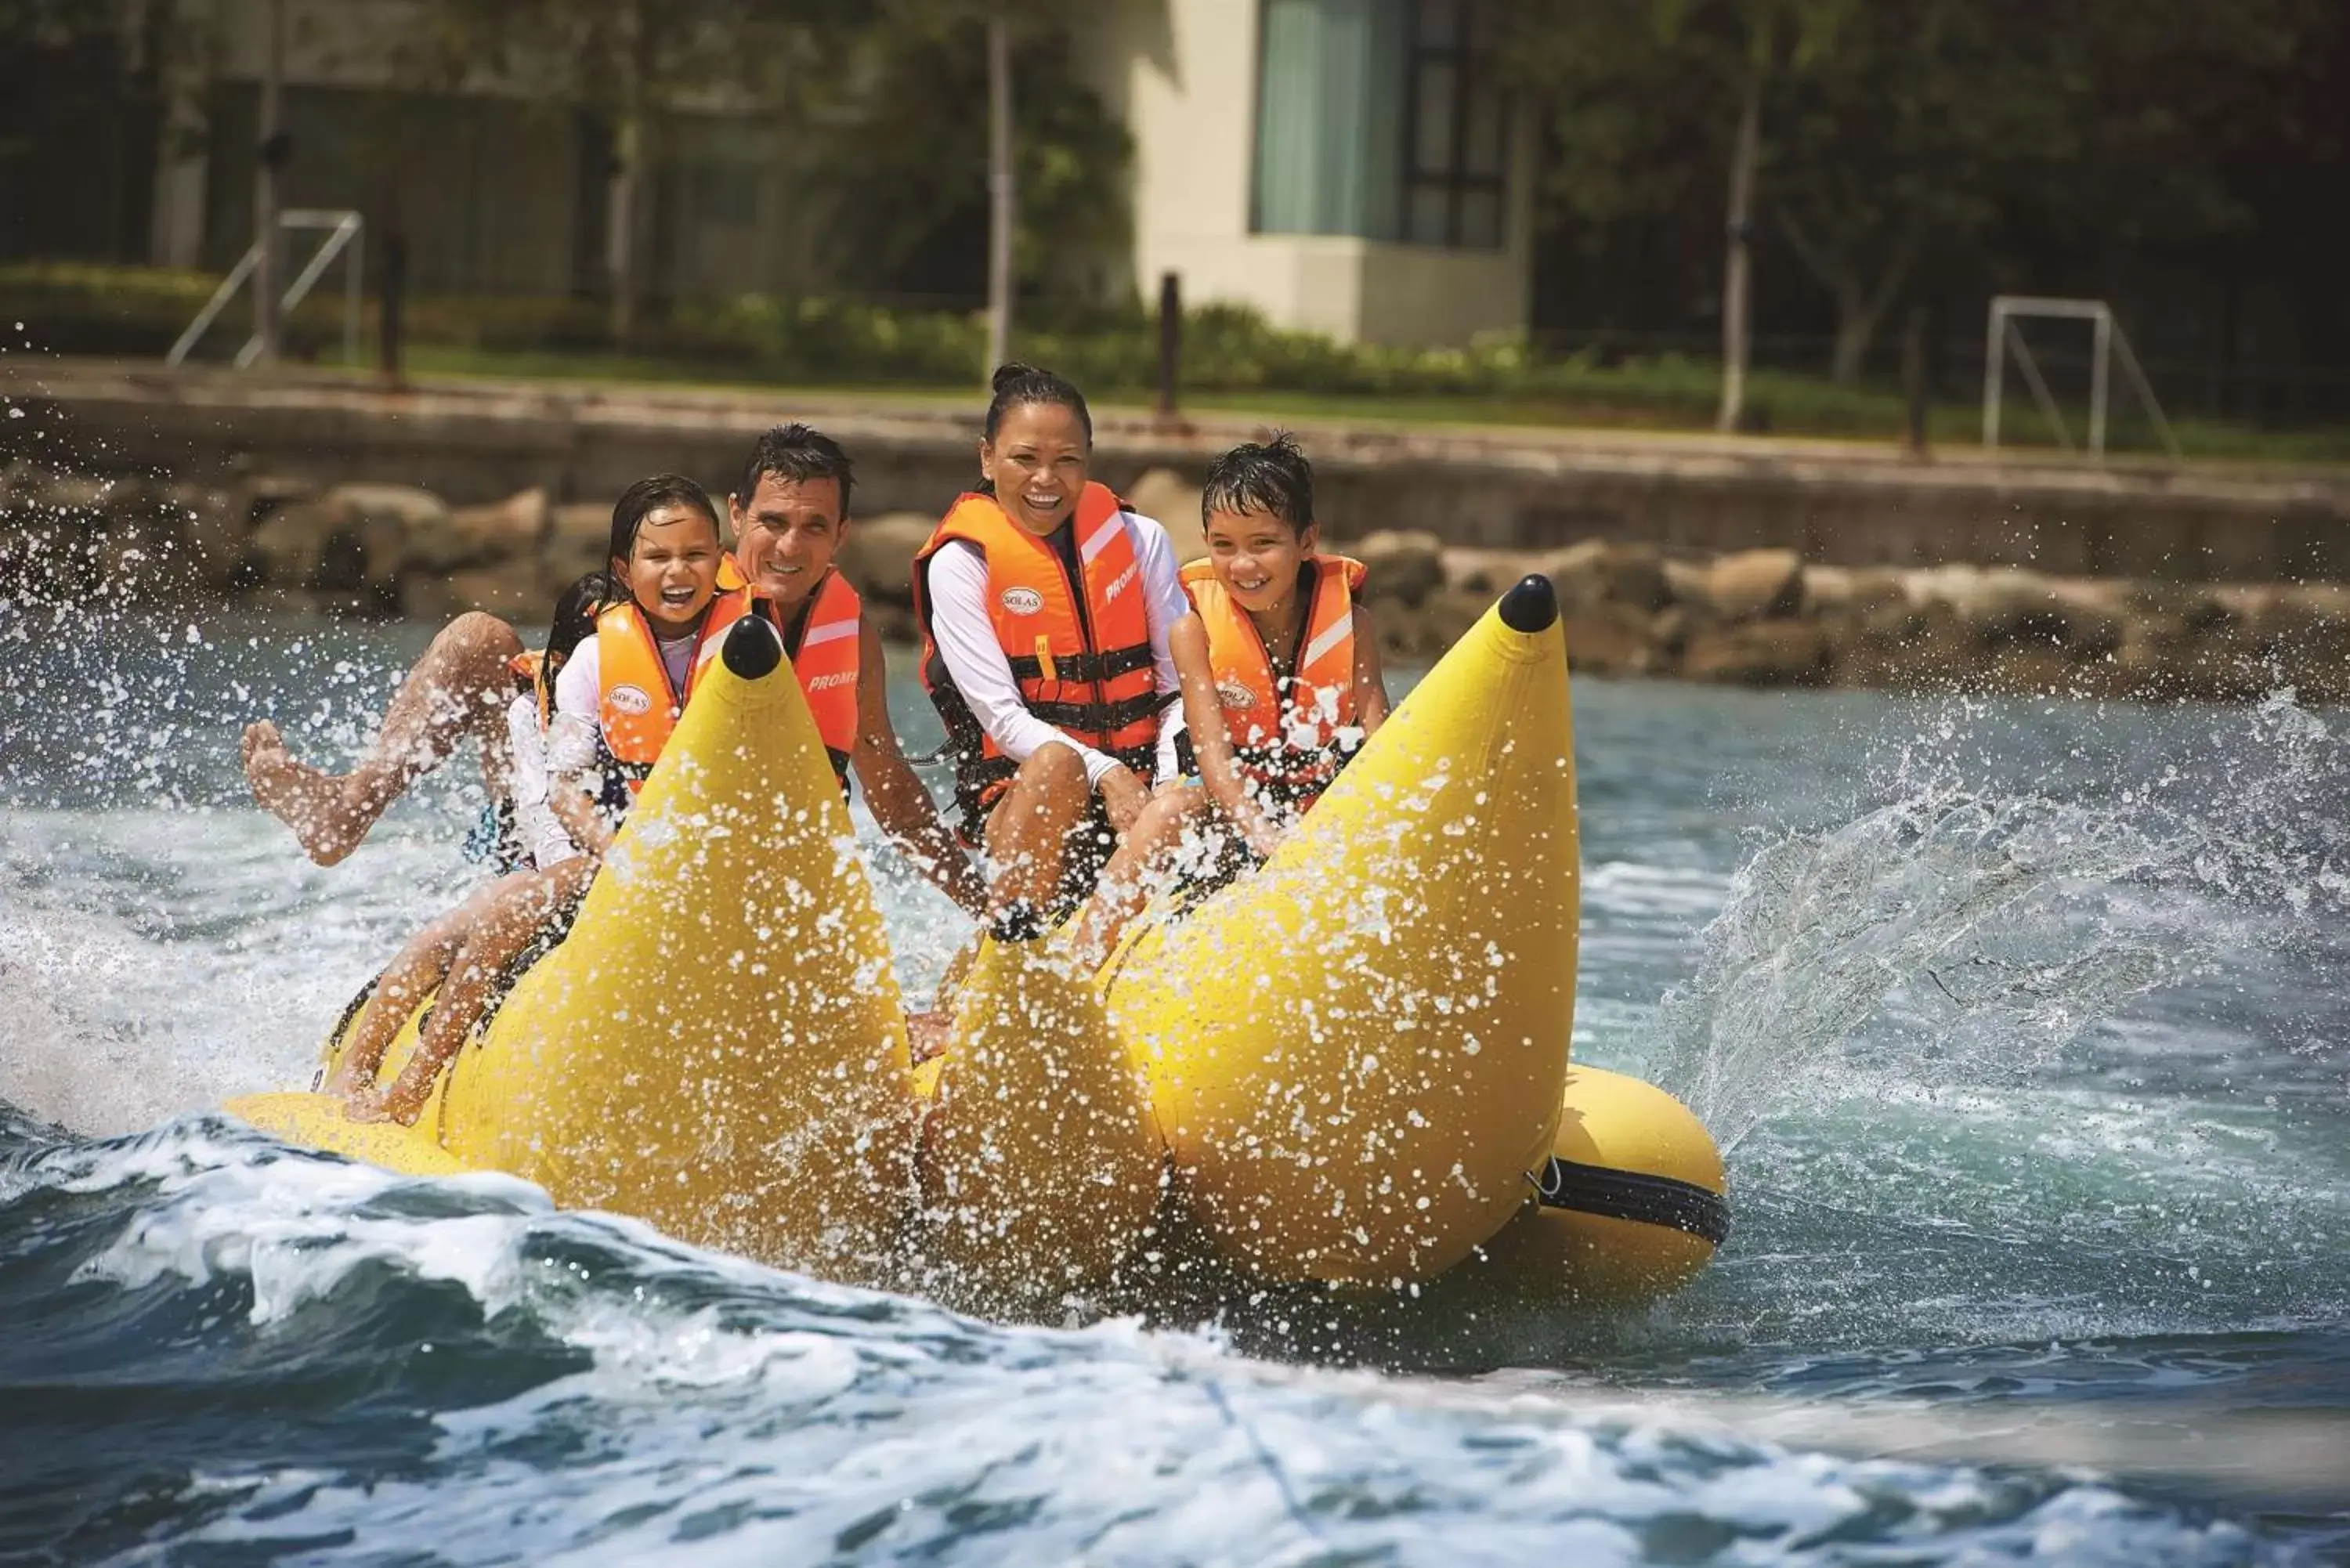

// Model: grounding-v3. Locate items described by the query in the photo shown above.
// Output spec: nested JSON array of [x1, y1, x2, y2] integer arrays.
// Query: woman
[[910, 364, 1204, 945]]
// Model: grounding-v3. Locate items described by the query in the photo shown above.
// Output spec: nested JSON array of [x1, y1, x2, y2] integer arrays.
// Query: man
[[725, 423, 987, 919]]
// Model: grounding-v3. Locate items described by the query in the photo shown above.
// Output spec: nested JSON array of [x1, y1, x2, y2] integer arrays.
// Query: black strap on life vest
[[1534, 1157, 1732, 1245], [1003, 643, 1156, 685]]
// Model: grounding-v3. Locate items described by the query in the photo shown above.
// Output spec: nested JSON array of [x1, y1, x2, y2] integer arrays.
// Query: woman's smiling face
[[979, 401, 1090, 536]]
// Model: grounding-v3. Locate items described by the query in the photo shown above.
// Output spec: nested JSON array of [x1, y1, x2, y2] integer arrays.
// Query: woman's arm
[[1350, 602, 1390, 739], [851, 623, 989, 919], [925, 542, 1120, 786]]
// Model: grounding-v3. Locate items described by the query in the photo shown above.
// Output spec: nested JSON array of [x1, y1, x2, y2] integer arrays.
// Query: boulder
[[837, 511, 936, 608], [406, 486, 546, 574], [244, 483, 436, 602], [1699, 547, 1805, 622], [1352, 529, 1447, 609], [1125, 468, 1207, 563], [1662, 556, 1712, 608], [1545, 539, 1670, 614], [404, 561, 550, 624], [1682, 620, 1831, 687], [1562, 602, 1659, 676], [1936, 567, 2074, 649], [1373, 586, 1486, 659], [1801, 565, 1909, 620]]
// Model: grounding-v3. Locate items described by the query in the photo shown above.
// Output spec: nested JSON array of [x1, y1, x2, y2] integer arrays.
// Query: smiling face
[[1205, 506, 1318, 620], [979, 402, 1091, 536], [613, 504, 722, 635], [729, 473, 846, 609]]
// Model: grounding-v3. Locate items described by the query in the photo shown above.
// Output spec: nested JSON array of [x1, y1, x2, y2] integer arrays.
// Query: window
[[1252, 0, 1507, 250]]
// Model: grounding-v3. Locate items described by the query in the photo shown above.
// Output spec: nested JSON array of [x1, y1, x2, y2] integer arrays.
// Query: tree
[[798, 5, 1133, 317], [1504, 0, 2333, 391], [396, 0, 866, 345]]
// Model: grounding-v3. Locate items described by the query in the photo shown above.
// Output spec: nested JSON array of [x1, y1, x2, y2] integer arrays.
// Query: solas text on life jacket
[[1180, 553, 1368, 815], [912, 481, 1160, 831], [595, 570, 862, 800]]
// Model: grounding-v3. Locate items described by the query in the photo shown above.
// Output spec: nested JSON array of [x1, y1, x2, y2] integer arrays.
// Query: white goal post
[[1982, 296, 2180, 458]]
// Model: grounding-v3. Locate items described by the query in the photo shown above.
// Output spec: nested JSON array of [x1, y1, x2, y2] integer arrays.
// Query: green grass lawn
[[11, 261, 2346, 467]]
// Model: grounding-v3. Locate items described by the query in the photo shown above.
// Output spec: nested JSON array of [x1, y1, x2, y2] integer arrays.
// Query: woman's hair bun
[[991, 362, 1041, 394]]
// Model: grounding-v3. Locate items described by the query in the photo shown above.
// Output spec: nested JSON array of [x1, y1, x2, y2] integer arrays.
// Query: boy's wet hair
[[605, 474, 721, 569], [738, 423, 855, 518], [1202, 432, 1314, 533], [983, 362, 1093, 446]]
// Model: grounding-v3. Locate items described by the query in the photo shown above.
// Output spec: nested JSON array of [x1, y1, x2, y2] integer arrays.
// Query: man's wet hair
[[737, 423, 855, 518], [1202, 432, 1315, 533]]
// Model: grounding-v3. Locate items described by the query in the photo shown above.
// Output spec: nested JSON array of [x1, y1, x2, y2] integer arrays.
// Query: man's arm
[[851, 622, 989, 919]]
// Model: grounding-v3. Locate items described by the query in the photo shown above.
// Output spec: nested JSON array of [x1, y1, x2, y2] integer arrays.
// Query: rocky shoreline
[[5, 462, 2346, 705]]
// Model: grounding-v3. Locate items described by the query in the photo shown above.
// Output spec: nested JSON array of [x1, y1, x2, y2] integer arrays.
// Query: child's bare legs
[[320, 894, 486, 1097], [1065, 786, 1209, 973], [244, 612, 524, 866], [346, 854, 595, 1126]]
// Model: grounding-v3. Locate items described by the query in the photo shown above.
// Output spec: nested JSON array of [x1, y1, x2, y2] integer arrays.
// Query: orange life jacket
[[595, 590, 745, 794], [761, 568, 862, 793], [1180, 554, 1367, 813], [508, 649, 549, 727], [911, 482, 1161, 828]]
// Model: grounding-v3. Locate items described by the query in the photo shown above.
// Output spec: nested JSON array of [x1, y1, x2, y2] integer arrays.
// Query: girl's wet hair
[[605, 474, 721, 569], [544, 573, 609, 674], [1202, 432, 1314, 533], [982, 362, 1093, 446]]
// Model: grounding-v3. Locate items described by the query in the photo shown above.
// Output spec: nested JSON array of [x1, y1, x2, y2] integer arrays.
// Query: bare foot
[[906, 1009, 953, 1066], [321, 1065, 371, 1099], [242, 721, 362, 866], [342, 1085, 394, 1123]]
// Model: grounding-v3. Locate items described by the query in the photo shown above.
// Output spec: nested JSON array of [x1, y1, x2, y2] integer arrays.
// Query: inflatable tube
[[1104, 576, 1580, 1286], [223, 1089, 476, 1179], [1471, 1066, 1726, 1303], [232, 616, 924, 1280], [916, 936, 1163, 1307]]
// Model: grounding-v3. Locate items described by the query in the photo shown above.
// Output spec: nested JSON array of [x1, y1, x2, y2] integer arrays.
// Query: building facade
[[1079, 0, 1535, 346], [5, 0, 1533, 349]]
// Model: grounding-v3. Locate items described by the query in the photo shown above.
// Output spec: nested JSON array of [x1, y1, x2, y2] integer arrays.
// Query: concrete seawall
[[9, 359, 2350, 583]]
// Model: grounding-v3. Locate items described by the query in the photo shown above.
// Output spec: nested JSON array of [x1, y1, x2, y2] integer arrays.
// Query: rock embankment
[[5, 464, 2345, 704]]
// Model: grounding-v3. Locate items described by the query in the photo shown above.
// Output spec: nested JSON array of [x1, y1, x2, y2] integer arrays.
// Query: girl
[[1064, 434, 1387, 968], [910, 364, 1207, 945], [340, 475, 731, 1124]]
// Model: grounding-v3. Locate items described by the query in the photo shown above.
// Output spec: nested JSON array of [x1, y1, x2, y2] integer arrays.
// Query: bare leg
[[979, 743, 1094, 939], [245, 612, 525, 866], [1064, 786, 1207, 972], [348, 854, 595, 1126], [321, 897, 482, 1097]]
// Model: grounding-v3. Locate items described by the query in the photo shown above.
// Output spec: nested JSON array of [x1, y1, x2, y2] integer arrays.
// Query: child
[[322, 575, 602, 1107], [1065, 434, 1386, 967], [339, 475, 732, 1124]]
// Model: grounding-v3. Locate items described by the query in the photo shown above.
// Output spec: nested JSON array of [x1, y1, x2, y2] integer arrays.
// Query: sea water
[[2, 606, 2345, 1564]]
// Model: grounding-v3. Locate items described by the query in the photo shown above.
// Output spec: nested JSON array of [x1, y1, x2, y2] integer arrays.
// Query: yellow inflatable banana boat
[[230, 576, 1726, 1308]]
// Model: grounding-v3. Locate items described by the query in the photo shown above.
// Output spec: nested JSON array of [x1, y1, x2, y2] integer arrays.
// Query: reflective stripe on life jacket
[[1180, 553, 1367, 814], [911, 482, 1162, 828], [595, 590, 743, 794], [762, 568, 861, 794]]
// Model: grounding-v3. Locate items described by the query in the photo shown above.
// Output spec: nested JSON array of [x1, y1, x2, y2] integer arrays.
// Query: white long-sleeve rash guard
[[924, 509, 1189, 788]]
